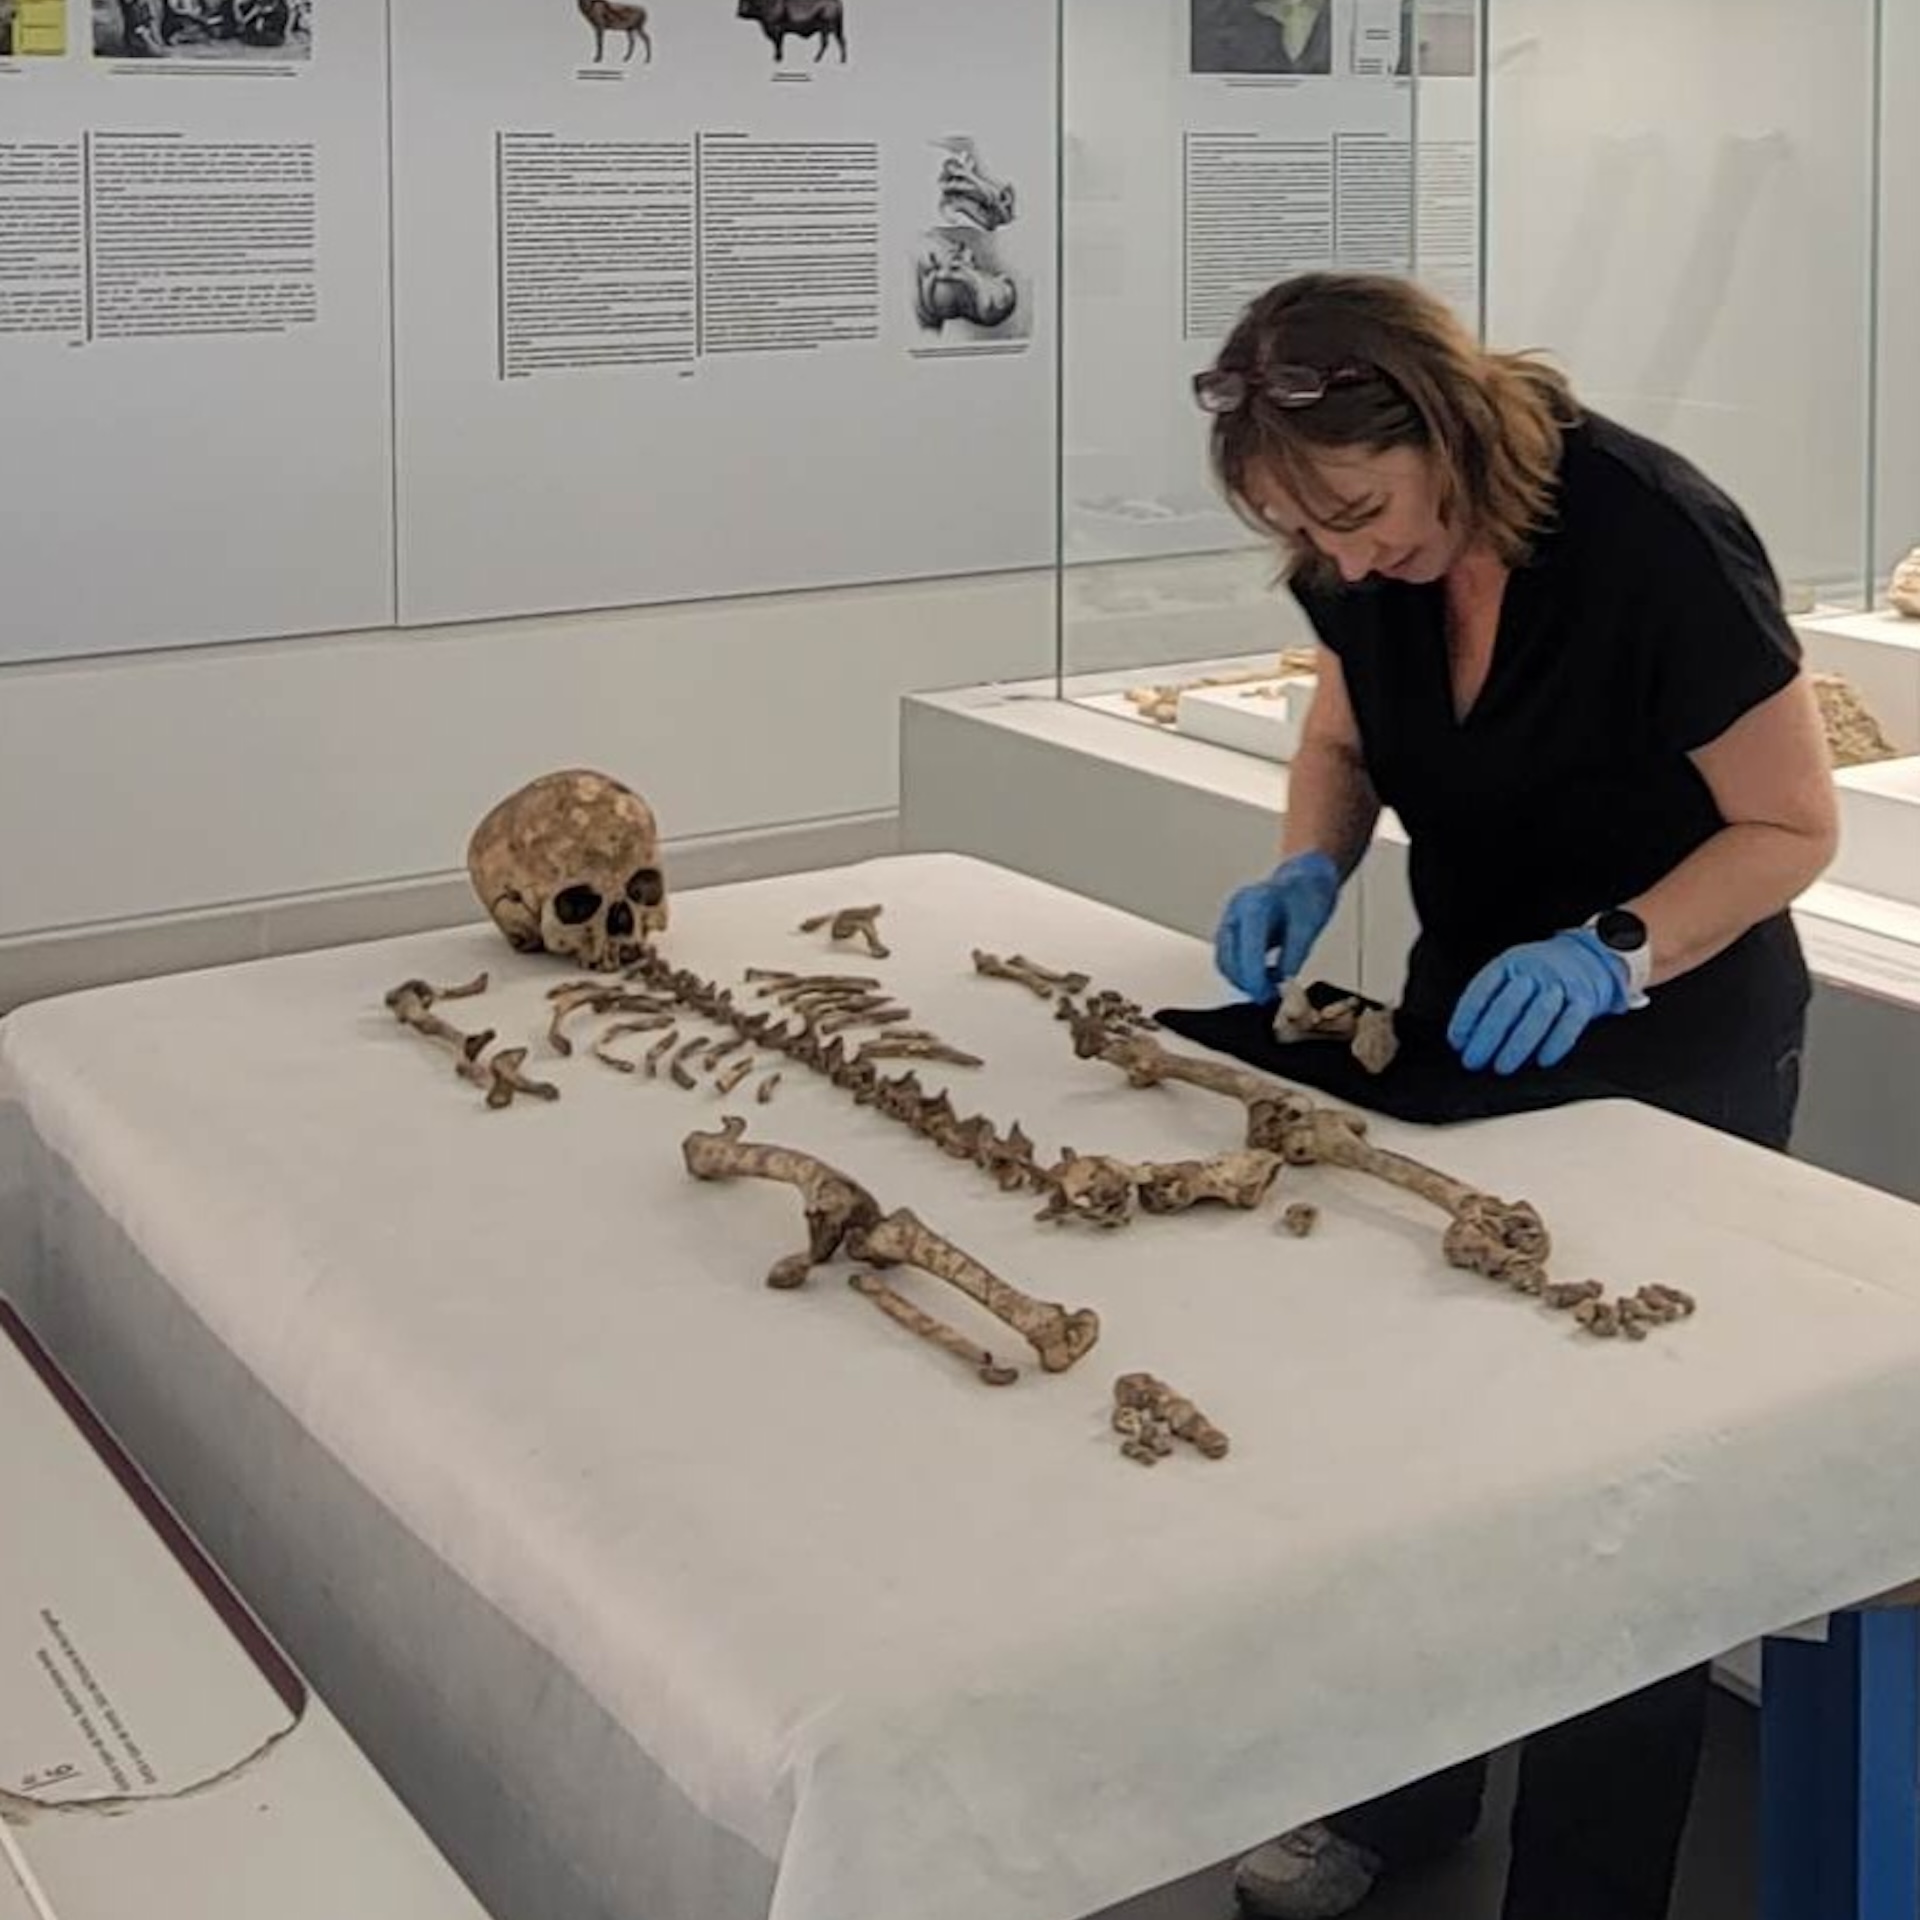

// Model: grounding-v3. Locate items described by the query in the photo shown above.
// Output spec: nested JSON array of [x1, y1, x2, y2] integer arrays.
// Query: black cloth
[[1154, 985, 1806, 1149], [1190, 0, 1332, 74], [1290, 410, 1812, 1092], [1157, 988, 1617, 1126]]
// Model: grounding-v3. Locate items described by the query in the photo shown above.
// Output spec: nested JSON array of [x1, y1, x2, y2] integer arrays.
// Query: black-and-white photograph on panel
[[93, 0, 311, 61], [1191, 0, 1332, 77]]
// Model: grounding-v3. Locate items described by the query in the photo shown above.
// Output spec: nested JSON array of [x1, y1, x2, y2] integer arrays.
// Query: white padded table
[[7, 852, 1920, 1920]]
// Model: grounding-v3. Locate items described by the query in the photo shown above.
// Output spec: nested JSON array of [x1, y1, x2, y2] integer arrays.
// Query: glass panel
[[1056, 0, 1426, 722], [1052, 0, 1891, 730], [1876, 0, 1917, 602], [1483, 0, 1880, 616]]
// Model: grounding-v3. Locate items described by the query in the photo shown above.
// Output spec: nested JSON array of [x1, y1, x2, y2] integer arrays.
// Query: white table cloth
[[7, 852, 1920, 1920]]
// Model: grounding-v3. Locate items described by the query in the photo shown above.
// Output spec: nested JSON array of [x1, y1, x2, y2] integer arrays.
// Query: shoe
[[1231, 1823, 1382, 1919]]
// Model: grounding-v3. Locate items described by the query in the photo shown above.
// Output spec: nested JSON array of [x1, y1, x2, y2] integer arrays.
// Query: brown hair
[[1204, 271, 1579, 585]]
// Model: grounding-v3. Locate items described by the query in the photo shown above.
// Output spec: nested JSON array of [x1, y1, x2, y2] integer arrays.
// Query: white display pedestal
[[1174, 676, 1314, 761], [1796, 609, 1920, 754], [1832, 758, 1920, 907]]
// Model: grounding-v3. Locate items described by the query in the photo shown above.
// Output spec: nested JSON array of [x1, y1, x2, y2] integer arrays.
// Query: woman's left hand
[[1447, 929, 1632, 1074]]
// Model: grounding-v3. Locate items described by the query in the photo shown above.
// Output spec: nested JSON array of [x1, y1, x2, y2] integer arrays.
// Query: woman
[[1203, 273, 1837, 1919]]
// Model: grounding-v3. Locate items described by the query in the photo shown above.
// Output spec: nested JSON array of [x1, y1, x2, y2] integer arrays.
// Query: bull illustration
[[736, 0, 845, 63]]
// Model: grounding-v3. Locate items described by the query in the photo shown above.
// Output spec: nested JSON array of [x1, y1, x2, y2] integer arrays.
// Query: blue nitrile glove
[[1447, 928, 1634, 1075], [1213, 851, 1341, 1000]]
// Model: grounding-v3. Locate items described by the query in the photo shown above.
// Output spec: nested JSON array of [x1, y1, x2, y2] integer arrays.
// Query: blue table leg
[[1761, 1608, 1920, 1919]]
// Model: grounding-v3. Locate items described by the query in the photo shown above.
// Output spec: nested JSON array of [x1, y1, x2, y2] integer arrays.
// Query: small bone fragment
[[669, 1036, 710, 1089], [1351, 1007, 1400, 1076], [1637, 1283, 1697, 1321], [848, 1272, 1019, 1385], [799, 905, 890, 959], [383, 976, 498, 1092], [483, 1047, 561, 1110], [755, 1070, 782, 1105], [1273, 979, 1363, 1044], [1113, 1371, 1229, 1460], [702, 1034, 748, 1072], [788, 988, 887, 1019], [1113, 1405, 1176, 1465], [1036, 1151, 1140, 1229], [1271, 982, 1398, 1075], [1577, 1300, 1622, 1338], [1282, 1202, 1318, 1237], [1133, 1150, 1284, 1215], [753, 972, 883, 999], [644, 1026, 681, 1077], [714, 1056, 755, 1096], [818, 1005, 914, 1036], [856, 1034, 985, 1068], [979, 1122, 1040, 1191], [973, 949, 1090, 998], [1080, 988, 1156, 1032], [591, 1016, 676, 1072], [1543, 1279, 1604, 1311]]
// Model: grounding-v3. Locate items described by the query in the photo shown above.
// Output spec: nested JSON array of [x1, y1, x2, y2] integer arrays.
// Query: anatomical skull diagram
[[466, 769, 668, 971]]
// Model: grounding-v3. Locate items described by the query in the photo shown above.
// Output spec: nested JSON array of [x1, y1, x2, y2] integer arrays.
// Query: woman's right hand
[[1213, 850, 1341, 1000]]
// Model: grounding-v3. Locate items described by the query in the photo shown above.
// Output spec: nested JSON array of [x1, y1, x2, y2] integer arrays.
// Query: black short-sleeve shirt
[[1290, 410, 1810, 1089]]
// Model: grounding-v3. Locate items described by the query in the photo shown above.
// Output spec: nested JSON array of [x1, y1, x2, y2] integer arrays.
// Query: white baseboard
[[0, 811, 900, 1015]]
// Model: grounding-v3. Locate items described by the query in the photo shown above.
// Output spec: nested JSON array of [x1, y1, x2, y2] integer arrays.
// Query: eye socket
[[553, 885, 603, 926], [627, 869, 664, 907]]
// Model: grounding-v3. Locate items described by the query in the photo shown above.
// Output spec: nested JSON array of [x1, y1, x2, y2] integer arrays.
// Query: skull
[[466, 769, 668, 971]]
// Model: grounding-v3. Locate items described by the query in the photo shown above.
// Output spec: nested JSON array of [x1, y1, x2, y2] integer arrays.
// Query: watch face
[[1595, 909, 1648, 953]]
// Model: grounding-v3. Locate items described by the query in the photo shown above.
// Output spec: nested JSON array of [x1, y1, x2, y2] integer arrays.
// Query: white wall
[[0, 574, 1053, 947], [1483, 0, 1881, 605]]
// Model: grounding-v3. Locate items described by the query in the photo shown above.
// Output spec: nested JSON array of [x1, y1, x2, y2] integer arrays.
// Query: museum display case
[[1053, 0, 1920, 822]]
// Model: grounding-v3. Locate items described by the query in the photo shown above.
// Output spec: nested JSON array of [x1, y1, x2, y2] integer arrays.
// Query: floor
[[1100, 1688, 1759, 1920]]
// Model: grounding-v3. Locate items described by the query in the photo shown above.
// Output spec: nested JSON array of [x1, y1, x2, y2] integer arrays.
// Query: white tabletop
[[6, 851, 1920, 1920]]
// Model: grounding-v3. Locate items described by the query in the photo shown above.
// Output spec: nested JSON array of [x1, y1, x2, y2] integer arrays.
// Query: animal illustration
[[580, 0, 650, 62], [937, 143, 1016, 233], [914, 234, 1018, 332], [736, 0, 844, 64]]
